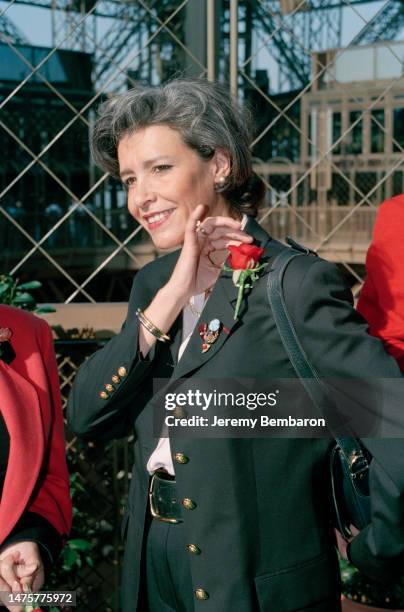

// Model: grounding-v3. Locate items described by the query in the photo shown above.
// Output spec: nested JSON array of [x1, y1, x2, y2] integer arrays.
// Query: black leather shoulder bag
[[266, 239, 371, 539]]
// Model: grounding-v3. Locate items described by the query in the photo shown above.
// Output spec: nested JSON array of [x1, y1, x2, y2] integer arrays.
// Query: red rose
[[227, 244, 264, 270]]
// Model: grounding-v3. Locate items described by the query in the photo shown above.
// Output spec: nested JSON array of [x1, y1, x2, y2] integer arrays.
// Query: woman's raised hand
[[140, 205, 253, 357], [167, 204, 253, 300], [0, 542, 44, 612]]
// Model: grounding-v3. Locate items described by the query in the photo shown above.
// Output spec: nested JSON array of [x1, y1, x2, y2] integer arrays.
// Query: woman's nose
[[132, 179, 155, 210]]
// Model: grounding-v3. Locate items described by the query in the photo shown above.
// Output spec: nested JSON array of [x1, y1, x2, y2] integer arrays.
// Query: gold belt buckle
[[149, 473, 181, 524]]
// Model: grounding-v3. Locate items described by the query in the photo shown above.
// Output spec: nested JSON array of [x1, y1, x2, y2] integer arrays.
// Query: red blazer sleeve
[[27, 319, 72, 539], [357, 195, 404, 371]]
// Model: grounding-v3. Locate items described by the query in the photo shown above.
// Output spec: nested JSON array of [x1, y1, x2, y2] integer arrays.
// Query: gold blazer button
[[99, 391, 109, 400], [173, 406, 188, 419], [182, 498, 197, 510], [195, 588, 209, 600], [187, 544, 201, 555], [174, 453, 189, 464]]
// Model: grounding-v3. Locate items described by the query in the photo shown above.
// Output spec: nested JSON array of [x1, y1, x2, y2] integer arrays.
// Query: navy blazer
[[68, 218, 404, 612]]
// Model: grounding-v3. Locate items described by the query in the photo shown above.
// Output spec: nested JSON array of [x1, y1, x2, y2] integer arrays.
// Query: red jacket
[[0, 305, 72, 544], [357, 194, 404, 371]]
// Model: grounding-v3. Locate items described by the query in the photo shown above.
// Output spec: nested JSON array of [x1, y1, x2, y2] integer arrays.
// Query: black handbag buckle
[[348, 450, 369, 479]]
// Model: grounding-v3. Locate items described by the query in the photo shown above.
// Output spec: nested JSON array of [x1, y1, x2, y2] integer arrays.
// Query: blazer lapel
[[139, 218, 273, 454], [171, 274, 239, 380], [0, 363, 44, 543]]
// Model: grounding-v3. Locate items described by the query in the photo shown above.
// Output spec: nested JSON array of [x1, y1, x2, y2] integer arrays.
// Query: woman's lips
[[146, 208, 175, 230]]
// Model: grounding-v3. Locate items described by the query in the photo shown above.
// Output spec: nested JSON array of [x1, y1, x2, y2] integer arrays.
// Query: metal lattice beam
[[0, 14, 29, 44], [351, 0, 404, 44]]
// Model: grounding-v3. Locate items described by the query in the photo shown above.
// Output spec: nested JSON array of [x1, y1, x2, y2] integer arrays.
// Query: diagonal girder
[[0, 119, 144, 269], [255, 0, 310, 87], [0, 12, 29, 43], [351, 0, 404, 45]]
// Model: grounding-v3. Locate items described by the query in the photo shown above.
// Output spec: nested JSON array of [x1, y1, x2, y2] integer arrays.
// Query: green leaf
[[18, 281, 42, 290], [36, 305, 56, 313], [13, 292, 35, 305], [68, 538, 92, 551], [70, 477, 85, 493], [62, 546, 78, 570], [0, 283, 10, 295]]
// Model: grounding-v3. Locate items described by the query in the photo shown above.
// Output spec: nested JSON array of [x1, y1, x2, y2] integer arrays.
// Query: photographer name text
[[165, 415, 326, 429]]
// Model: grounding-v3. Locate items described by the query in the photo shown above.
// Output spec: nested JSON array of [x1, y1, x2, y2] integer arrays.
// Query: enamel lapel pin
[[199, 318, 222, 353]]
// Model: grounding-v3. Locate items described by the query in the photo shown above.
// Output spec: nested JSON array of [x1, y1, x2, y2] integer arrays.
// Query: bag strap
[[266, 240, 367, 474], [266, 242, 325, 393]]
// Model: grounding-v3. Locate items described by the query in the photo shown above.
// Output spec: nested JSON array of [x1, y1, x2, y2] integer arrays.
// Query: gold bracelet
[[135, 308, 171, 343]]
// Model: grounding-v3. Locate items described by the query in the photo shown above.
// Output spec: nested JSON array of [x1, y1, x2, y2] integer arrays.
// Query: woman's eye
[[153, 164, 172, 173], [124, 177, 136, 188]]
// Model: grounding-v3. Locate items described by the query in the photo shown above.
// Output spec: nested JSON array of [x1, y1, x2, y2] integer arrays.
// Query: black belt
[[149, 471, 183, 524]]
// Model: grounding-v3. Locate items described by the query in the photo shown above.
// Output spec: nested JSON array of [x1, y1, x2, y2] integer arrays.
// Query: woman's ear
[[212, 148, 231, 182]]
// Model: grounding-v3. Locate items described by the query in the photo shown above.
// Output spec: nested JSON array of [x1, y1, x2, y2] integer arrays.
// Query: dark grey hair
[[91, 78, 265, 217]]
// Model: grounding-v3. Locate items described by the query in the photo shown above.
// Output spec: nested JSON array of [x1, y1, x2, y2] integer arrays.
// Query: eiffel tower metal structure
[[2, 0, 401, 95]]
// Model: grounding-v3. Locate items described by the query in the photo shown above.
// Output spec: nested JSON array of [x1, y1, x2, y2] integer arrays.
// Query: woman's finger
[[188, 204, 207, 233], [0, 575, 11, 597], [19, 576, 34, 594], [209, 239, 246, 250], [0, 575, 23, 612], [200, 216, 242, 233], [206, 229, 253, 243], [16, 562, 39, 578], [200, 242, 215, 256], [183, 204, 207, 249], [0, 554, 20, 590], [17, 562, 42, 597], [19, 562, 44, 596]]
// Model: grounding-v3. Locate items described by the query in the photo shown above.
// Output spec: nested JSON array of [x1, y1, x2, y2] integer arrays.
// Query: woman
[[68, 79, 404, 612], [357, 194, 404, 371], [0, 305, 72, 612]]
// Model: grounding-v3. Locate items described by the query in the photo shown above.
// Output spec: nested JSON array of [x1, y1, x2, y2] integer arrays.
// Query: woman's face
[[118, 124, 229, 250]]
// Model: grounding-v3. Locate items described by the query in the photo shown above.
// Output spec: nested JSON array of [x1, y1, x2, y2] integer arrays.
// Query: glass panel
[[393, 108, 404, 153], [370, 109, 385, 154], [354, 172, 377, 204], [326, 42, 404, 84], [330, 172, 349, 206], [0, 43, 92, 91], [393, 171, 403, 196], [347, 111, 363, 154], [332, 112, 342, 155]]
